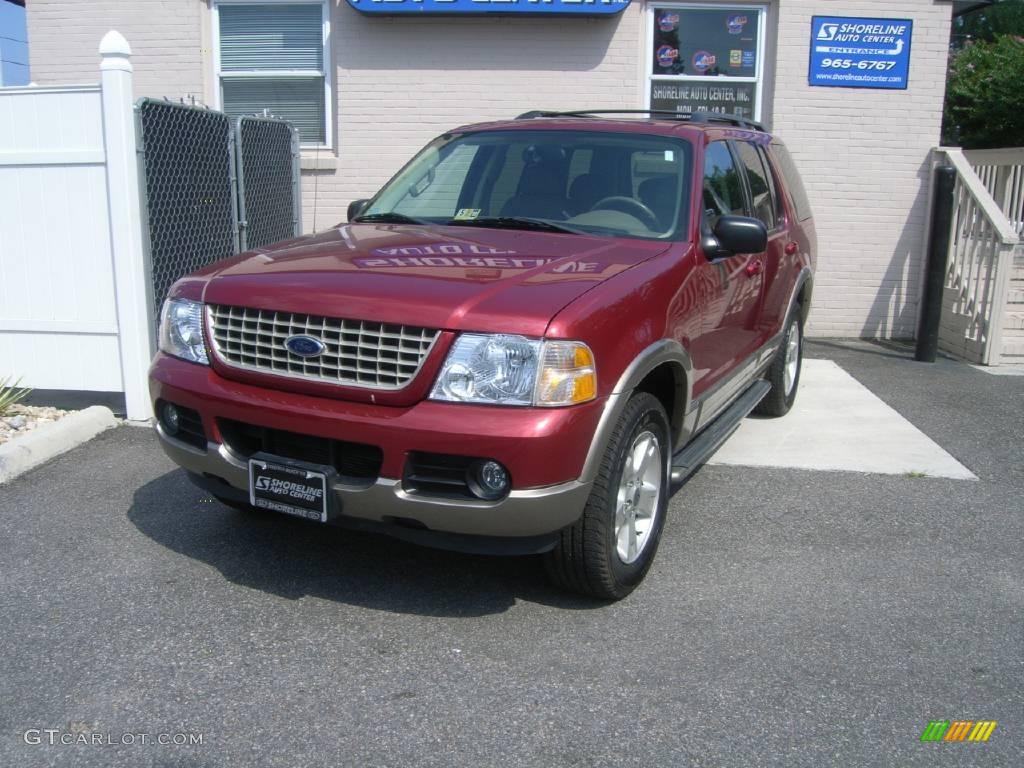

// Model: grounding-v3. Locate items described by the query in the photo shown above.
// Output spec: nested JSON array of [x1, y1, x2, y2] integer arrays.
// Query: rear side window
[[702, 141, 746, 228], [770, 141, 813, 222], [734, 140, 776, 230]]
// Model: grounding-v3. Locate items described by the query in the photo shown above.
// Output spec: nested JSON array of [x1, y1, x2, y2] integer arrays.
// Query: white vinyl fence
[[0, 32, 151, 419]]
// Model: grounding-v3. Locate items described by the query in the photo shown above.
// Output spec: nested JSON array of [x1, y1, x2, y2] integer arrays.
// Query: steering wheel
[[591, 196, 660, 230]]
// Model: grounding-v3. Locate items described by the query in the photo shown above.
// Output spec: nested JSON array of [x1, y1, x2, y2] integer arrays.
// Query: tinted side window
[[734, 140, 775, 230], [756, 145, 785, 226], [770, 141, 813, 222], [703, 141, 746, 227]]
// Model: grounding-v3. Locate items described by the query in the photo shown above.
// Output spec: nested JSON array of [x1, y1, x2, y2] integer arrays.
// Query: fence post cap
[[99, 31, 133, 66]]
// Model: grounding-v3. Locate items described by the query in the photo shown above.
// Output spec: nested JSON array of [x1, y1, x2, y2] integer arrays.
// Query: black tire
[[754, 306, 803, 417], [544, 392, 671, 600]]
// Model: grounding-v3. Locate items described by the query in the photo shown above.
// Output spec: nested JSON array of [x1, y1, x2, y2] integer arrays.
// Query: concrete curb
[[0, 406, 119, 485]]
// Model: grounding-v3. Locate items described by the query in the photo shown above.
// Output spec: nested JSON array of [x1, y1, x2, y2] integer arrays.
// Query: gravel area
[[0, 405, 71, 445]]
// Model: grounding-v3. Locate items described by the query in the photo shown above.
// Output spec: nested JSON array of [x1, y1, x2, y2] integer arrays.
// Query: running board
[[670, 380, 771, 484]]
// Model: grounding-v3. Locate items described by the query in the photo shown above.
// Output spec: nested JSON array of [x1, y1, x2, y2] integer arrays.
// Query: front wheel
[[755, 306, 803, 417], [544, 392, 670, 600]]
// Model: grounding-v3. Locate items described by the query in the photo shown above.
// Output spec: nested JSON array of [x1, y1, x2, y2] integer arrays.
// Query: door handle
[[745, 259, 764, 277], [785, 242, 799, 256]]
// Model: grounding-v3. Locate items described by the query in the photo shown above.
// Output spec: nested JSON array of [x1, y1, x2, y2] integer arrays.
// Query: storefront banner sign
[[808, 16, 913, 90], [346, 0, 630, 15]]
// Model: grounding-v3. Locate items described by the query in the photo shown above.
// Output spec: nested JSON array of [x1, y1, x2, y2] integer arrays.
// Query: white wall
[[308, 7, 647, 229], [26, 0, 206, 99], [24, 1, 956, 341], [770, 0, 953, 338], [0, 84, 124, 391]]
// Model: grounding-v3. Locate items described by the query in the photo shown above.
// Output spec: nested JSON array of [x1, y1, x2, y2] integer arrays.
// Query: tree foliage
[[943, 34, 1024, 148], [953, 0, 1024, 46]]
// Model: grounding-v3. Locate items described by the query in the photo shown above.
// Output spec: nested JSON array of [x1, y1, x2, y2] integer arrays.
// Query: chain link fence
[[236, 116, 301, 252], [136, 99, 301, 320]]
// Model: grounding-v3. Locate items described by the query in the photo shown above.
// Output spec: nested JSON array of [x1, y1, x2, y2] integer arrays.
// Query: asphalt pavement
[[0, 341, 1021, 767]]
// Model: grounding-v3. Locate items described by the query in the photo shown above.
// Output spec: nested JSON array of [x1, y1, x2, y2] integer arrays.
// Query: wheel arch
[[787, 268, 813, 327], [580, 340, 693, 484]]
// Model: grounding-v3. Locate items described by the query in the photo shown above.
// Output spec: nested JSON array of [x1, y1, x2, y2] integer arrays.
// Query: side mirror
[[347, 199, 370, 222], [703, 215, 768, 260]]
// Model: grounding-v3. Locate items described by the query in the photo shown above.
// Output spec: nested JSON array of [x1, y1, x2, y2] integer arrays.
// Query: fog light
[[161, 402, 181, 435], [468, 460, 510, 501]]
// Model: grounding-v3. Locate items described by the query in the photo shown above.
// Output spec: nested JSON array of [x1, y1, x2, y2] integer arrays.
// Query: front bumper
[[150, 353, 599, 541]]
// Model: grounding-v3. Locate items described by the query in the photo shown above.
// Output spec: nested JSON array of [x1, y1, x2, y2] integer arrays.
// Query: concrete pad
[[710, 359, 977, 479], [971, 363, 1024, 376], [0, 406, 118, 484]]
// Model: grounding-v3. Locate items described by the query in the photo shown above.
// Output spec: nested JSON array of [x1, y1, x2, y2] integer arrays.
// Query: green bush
[[0, 376, 32, 416], [944, 35, 1024, 148]]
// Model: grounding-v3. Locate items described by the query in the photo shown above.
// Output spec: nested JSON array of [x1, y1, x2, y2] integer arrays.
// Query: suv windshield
[[360, 130, 692, 241]]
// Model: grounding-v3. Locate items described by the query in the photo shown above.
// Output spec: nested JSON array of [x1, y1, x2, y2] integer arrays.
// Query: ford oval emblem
[[284, 335, 326, 358]]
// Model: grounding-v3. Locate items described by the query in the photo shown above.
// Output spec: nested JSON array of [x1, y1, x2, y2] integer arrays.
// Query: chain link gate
[[136, 99, 239, 316], [236, 116, 301, 252], [136, 99, 301, 322]]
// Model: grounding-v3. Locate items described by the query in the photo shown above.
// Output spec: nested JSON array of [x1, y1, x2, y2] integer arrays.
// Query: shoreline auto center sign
[[809, 16, 913, 90], [346, 0, 630, 14]]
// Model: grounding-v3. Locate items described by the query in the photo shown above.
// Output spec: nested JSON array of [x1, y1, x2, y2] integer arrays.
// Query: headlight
[[430, 334, 596, 407], [158, 298, 209, 365]]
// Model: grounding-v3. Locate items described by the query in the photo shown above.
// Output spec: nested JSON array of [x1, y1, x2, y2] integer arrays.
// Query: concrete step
[[1004, 310, 1024, 331], [1002, 333, 1024, 360], [1007, 286, 1024, 304]]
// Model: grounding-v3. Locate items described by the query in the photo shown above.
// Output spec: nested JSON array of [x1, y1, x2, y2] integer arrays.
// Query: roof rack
[[514, 109, 765, 132]]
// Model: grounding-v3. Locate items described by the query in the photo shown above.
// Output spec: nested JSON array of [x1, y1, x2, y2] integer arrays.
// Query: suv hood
[[195, 223, 670, 336]]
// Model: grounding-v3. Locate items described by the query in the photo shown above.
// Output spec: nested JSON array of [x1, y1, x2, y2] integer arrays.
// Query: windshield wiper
[[445, 216, 584, 235], [353, 212, 427, 225]]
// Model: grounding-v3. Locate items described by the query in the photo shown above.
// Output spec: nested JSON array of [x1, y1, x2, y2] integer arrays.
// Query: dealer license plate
[[249, 457, 329, 523]]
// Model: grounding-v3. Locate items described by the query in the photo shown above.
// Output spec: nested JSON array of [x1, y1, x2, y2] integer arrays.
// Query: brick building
[[25, 0, 966, 339]]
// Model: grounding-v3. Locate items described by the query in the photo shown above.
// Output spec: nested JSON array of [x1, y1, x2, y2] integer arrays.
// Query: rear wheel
[[755, 306, 803, 417], [544, 392, 670, 600]]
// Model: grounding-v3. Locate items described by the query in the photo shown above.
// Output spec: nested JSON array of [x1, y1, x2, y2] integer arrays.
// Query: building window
[[215, 1, 331, 147], [647, 4, 766, 122]]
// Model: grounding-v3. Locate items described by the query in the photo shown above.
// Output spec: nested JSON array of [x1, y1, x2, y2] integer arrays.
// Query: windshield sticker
[[453, 208, 482, 221]]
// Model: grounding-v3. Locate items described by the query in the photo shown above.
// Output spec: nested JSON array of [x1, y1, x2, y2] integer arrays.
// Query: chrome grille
[[207, 305, 440, 390]]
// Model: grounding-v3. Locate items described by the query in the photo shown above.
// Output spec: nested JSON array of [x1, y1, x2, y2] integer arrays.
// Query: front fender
[[578, 340, 694, 484]]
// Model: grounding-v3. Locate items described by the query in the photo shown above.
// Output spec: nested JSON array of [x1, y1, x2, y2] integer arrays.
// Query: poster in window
[[651, 7, 760, 77]]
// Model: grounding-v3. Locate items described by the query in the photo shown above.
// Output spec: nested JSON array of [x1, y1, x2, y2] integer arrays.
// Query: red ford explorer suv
[[150, 110, 816, 599]]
